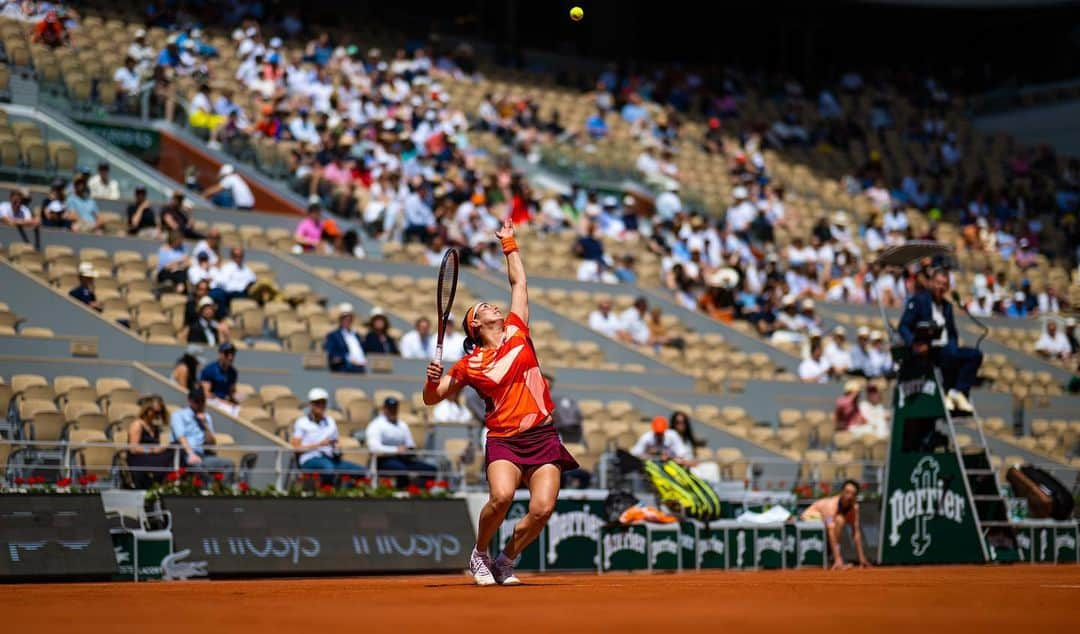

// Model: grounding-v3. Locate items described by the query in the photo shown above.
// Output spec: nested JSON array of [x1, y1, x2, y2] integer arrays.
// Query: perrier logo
[[546, 507, 604, 564], [888, 456, 967, 556]]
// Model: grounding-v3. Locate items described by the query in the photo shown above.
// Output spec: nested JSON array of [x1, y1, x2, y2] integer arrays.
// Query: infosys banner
[[164, 497, 473, 577], [0, 494, 117, 580]]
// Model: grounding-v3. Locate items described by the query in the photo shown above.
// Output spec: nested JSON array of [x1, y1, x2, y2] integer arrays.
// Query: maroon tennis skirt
[[485, 423, 579, 471]]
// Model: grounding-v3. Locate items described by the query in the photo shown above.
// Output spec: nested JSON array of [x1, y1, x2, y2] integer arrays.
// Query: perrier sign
[[879, 370, 986, 565]]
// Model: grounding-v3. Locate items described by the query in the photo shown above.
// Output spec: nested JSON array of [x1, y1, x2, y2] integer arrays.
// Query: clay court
[[4, 565, 1078, 633]]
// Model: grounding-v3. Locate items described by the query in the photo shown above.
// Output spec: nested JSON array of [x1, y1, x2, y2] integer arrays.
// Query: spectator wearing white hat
[[181, 296, 225, 346], [325, 303, 367, 373], [654, 181, 682, 224], [291, 388, 366, 485], [848, 326, 873, 376], [797, 298, 823, 337], [725, 185, 757, 234], [824, 326, 853, 374], [204, 164, 255, 209], [865, 330, 894, 377], [1035, 320, 1072, 360], [127, 28, 154, 74], [69, 261, 102, 311]]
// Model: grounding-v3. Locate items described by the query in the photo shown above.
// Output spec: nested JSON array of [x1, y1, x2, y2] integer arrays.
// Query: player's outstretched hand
[[495, 214, 514, 240], [426, 361, 443, 383]]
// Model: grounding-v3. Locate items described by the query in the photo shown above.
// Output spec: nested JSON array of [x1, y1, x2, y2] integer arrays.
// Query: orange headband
[[464, 302, 483, 340]]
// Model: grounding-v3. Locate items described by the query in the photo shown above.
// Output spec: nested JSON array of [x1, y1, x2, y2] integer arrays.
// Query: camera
[[912, 320, 941, 350]]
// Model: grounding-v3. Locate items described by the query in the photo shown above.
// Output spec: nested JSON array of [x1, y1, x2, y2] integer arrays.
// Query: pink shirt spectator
[[323, 162, 352, 188], [834, 392, 864, 431], [295, 217, 324, 250]]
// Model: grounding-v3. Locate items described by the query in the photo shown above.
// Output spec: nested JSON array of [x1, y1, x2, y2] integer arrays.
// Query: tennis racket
[[434, 247, 459, 365]]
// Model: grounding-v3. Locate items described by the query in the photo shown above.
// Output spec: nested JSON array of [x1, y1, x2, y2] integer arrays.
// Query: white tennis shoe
[[491, 553, 521, 585], [469, 548, 496, 586]]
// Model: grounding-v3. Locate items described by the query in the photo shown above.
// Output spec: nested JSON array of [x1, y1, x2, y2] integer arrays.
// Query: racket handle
[[434, 344, 443, 365]]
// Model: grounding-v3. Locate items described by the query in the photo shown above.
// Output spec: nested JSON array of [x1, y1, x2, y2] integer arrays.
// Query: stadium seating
[[0, 3, 1075, 499]]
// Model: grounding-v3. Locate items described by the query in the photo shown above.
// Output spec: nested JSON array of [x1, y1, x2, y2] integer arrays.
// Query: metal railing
[[0, 438, 463, 492]]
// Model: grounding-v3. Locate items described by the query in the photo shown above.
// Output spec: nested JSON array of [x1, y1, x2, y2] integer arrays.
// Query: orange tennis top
[[448, 312, 553, 438]]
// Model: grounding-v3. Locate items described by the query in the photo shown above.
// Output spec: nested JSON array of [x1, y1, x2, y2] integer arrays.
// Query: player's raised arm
[[496, 216, 528, 324]]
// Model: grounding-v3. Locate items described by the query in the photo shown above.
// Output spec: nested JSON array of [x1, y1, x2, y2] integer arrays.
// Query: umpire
[[898, 268, 982, 414]]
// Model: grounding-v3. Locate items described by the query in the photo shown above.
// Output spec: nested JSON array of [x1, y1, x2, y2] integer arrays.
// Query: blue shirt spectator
[[68, 262, 102, 311], [156, 236, 189, 272], [170, 394, 215, 456], [1006, 294, 1030, 319], [199, 343, 239, 403], [586, 111, 608, 139], [69, 284, 96, 306], [156, 44, 181, 68], [67, 180, 100, 231], [176, 30, 218, 57], [613, 256, 637, 285], [621, 101, 648, 124]]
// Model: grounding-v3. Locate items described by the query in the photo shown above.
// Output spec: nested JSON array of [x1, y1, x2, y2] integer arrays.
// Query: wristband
[[501, 236, 519, 255]]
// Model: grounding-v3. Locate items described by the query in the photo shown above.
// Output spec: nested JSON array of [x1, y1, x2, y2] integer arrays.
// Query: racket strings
[[438, 268, 456, 315], [437, 251, 459, 317]]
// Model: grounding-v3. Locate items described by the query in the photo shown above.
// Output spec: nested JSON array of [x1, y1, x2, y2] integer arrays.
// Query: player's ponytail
[[462, 302, 483, 353], [461, 311, 477, 354]]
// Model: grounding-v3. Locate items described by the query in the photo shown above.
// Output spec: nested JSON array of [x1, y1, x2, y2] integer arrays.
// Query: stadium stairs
[[0, 103, 201, 204]]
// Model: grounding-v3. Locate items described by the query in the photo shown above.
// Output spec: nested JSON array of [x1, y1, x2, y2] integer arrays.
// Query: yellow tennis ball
[[570, 6, 584, 21]]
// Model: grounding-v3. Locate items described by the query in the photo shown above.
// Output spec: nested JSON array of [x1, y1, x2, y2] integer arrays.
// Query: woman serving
[[424, 217, 578, 586]]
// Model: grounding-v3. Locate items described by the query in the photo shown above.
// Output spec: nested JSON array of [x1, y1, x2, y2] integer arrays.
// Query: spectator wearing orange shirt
[[31, 10, 69, 49]]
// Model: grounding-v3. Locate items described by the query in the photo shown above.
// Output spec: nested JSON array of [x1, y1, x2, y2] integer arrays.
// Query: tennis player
[[423, 217, 578, 586]]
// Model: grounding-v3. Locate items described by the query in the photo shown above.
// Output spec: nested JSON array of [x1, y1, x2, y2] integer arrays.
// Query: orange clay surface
[[3, 565, 1078, 633]]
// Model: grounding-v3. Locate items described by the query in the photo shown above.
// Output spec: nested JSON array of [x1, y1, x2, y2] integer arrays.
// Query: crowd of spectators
[[586, 294, 683, 352]]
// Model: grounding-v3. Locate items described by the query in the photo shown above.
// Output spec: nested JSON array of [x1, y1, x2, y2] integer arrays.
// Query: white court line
[[1040, 584, 1080, 589]]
